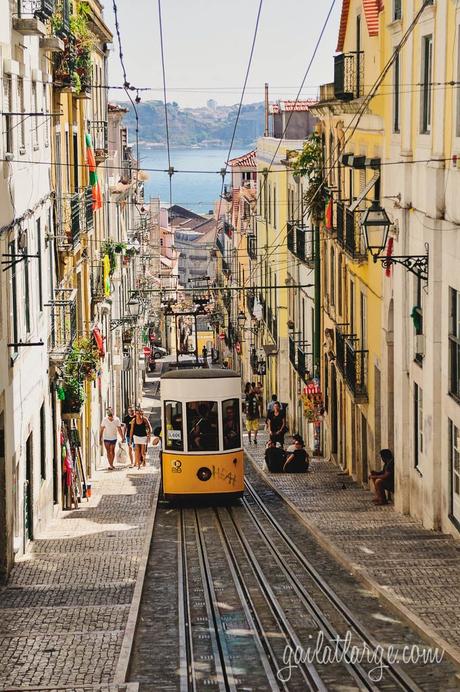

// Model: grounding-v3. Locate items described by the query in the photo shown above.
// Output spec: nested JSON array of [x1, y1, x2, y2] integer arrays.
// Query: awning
[[348, 171, 380, 213]]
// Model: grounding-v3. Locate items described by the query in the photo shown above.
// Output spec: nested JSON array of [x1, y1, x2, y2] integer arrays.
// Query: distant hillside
[[114, 100, 265, 147]]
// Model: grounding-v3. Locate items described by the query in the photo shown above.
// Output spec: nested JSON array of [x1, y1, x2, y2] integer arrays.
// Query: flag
[[86, 133, 102, 211], [103, 255, 111, 296], [325, 197, 333, 232]]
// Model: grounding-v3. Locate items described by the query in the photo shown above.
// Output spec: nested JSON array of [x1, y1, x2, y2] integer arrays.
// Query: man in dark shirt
[[245, 385, 260, 445], [369, 449, 394, 505], [123, 406, 135, 467], [265, 440, 286, 473], [283, 439, 309, 473]]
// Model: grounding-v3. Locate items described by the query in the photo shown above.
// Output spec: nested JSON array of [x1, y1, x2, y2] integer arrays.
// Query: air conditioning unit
[[415, 335, 425, 356]]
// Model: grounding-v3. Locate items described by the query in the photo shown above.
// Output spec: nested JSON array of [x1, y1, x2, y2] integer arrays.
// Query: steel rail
[[244, 477, 423, 692], [222, 507, 328, 691], [193, 509, 237, 692], [178, 509, 196, 692]]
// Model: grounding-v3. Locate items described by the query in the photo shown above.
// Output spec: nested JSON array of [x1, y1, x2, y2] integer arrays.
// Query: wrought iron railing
[[334, 52, 364, 100], [344, 342, 368, 400], [16, 0, 55, 18], [297, 347, 313, 382], [336, 201, 344, 246], [70, 193, 81, 247], [48, 288, 77, 356], [287, 222, 295, 254], [85, 187, 93, 230], [287, 221, 315, 266], [90, 121, 108, 159], [91, 263, 105, 301], [247, 233, 257, 260], [289, 336, 296, 367]]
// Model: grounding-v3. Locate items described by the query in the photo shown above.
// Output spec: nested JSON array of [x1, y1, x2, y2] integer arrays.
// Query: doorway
[[25, 433, 33, 544], [330, 365, 338, 456], [361, 412, 368, 484], [387, 300, 395, 451]]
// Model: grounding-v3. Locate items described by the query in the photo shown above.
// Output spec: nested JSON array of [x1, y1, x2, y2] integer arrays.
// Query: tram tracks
[[176, 481, 425, 691]]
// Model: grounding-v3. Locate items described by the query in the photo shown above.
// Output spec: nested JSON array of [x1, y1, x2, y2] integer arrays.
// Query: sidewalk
[[244, 429, 460, 662], [0, 376, 161, 692]]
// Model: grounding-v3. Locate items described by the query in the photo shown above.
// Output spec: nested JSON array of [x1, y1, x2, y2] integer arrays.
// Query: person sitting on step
[[369, 449, 394, 505]]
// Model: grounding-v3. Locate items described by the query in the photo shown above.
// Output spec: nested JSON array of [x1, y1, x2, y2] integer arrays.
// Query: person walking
[[266, 394, 277, 426], [100, 408, 124, 470], [130, 407, 152, 469], [268, 401, 287, 447], [123, 406, 135, 467], [245, 384, 260, 445], [202, 345, 208, 366]]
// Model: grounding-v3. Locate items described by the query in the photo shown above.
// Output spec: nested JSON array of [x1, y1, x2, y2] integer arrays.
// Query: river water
[[140, 146, 247, 215]]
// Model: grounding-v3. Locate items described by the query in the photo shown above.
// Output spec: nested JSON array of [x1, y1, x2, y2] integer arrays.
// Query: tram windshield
[[186, 401, 219, 452], [222, 398, 241, 450], [164, 401, 184, 451]]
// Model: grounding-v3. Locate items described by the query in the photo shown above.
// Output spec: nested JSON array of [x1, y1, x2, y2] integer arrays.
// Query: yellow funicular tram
[[160, 368, 244, 501]]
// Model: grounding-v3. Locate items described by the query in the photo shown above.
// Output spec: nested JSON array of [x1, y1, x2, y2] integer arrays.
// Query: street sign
[[235, 342, 241, 354], [219, 332, 225, 341]]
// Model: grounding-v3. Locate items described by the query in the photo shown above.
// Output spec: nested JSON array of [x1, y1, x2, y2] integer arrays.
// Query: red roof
[[227, 150, 256, 168], [337, 0, 382, 52]]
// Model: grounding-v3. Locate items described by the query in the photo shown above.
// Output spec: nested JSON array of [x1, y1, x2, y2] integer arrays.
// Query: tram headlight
[[197, 467, 212, 482]]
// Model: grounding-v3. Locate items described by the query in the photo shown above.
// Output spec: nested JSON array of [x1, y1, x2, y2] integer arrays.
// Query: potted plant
[[61, 378, 85, 416]]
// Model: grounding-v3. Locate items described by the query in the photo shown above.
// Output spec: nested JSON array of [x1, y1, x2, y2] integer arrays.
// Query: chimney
[[264, 83, 269, 137]]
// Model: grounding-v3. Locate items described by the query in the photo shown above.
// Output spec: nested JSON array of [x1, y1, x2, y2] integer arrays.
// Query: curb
[[113, 396, 162, 685], [246, 449, 460, 670]]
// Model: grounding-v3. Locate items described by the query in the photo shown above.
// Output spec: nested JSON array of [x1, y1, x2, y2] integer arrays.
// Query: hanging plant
[[114, 242, 127, 254], [64, 337, 100, 384], [61, 377, 85, 413], [291, 133, 327, 225]]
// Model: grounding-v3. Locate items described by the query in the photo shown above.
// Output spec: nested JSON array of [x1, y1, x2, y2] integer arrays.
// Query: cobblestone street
[[0, 376, 161, 692], [244, 429, 460, 662]]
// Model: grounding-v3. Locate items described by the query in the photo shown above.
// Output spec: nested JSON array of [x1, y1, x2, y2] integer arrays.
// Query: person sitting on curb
[[283, 438, 309, 473], [264, 439, 286, 473], [286, 433, 304, 453], [369, 449, 394, 505]]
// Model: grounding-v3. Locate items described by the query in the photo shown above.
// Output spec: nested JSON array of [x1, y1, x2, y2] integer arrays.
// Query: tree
[[291, 133, 326, 225]]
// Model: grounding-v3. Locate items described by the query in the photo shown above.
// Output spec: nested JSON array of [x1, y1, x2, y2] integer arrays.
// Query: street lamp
[[237, 311, 246, 330], [361, 202, 429, 281], [127, 294, 141, 318], [361, 201, 391, 262]]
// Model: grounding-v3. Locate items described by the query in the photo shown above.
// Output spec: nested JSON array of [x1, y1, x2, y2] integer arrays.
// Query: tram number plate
[[167, 429, 182, 441], [171, 460, 182, 473]]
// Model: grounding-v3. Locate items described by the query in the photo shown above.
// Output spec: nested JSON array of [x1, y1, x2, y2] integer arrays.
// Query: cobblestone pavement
[[244, 428, 460, 655], [0, 376, 161, 691]]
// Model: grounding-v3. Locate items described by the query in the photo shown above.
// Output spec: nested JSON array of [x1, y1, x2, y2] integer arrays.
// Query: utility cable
[[158, 0, 173, 207]]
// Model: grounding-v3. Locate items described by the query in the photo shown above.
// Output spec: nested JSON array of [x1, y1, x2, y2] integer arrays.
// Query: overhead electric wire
[[214, 0, 264, 233], [157, 0, 173, 207], [244, 0, 433, 290]]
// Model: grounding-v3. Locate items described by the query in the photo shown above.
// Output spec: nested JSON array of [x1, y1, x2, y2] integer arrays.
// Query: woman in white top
[[99, 409, 123, 470]]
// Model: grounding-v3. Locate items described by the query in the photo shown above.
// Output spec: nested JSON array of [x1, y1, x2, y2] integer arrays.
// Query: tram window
[[222, 399, 241, 450], [164, 401, 184, 451], [186, 401, 219, 452]]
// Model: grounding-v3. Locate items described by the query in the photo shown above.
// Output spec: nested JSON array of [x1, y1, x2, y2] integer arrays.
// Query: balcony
[[344, 341, 368, 401], [91, 263, 105, 302], [297, 346, 313, 382], [247, 233, 257, 261], [335, 325, 368, 401], [48, 288, 77, 363], [287, 221, 315, 267], [289, 336, 296, 368], [90, 121, 108, 162], [13, 0, 54, 35], [334, 52, 364, 101], [336, 203, 366, 261]]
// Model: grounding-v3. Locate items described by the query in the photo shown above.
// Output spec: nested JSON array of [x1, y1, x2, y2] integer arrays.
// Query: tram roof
[[161, 368, 240, 380]]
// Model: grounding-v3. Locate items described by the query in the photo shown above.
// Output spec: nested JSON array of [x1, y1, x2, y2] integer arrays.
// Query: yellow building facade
[[312, 0, 385, 482]]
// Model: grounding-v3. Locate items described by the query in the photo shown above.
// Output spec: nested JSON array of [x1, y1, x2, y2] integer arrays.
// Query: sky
[[106, 0, 342, 108]]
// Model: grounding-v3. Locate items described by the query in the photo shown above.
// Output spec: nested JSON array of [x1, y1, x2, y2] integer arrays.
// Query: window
[[222, 399, 241, 450], [40, 403, 46, 480], [448, 419, 460, 522], [9, 240, 18, 356], [18, 77, 25, 151], [43, 84, 49, 148], [360, 291, 367, 350], [164, 401, 184, 451], [393, 0, 402, 20], [3, 75, 13, 154], [420, 35, 433, 134], [31, 82, 38, 148], [457, 27, 460, 138], [393, 52, 401, 133], [337, 253, 343, 316], [24, 232, 31, 334], [349, 279, 355, 333], [37, 218, 43, 311], [414, 276, 424, 363], [449, 287, 460, 399], [186, 401, 219, 452], [330, 246, 335, 307], [414, 383, 423, 468], [273, 186, 277, 229], [268, 185, 271, 224]]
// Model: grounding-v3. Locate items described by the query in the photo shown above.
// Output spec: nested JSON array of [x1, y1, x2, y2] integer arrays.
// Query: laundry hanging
[[86, 133, 103, 211]]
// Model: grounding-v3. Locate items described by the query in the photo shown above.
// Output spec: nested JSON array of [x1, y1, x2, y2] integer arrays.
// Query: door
[[330, 364, 338, 456], [25, 434, 33, 543], [361, 412, 368, 484]]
